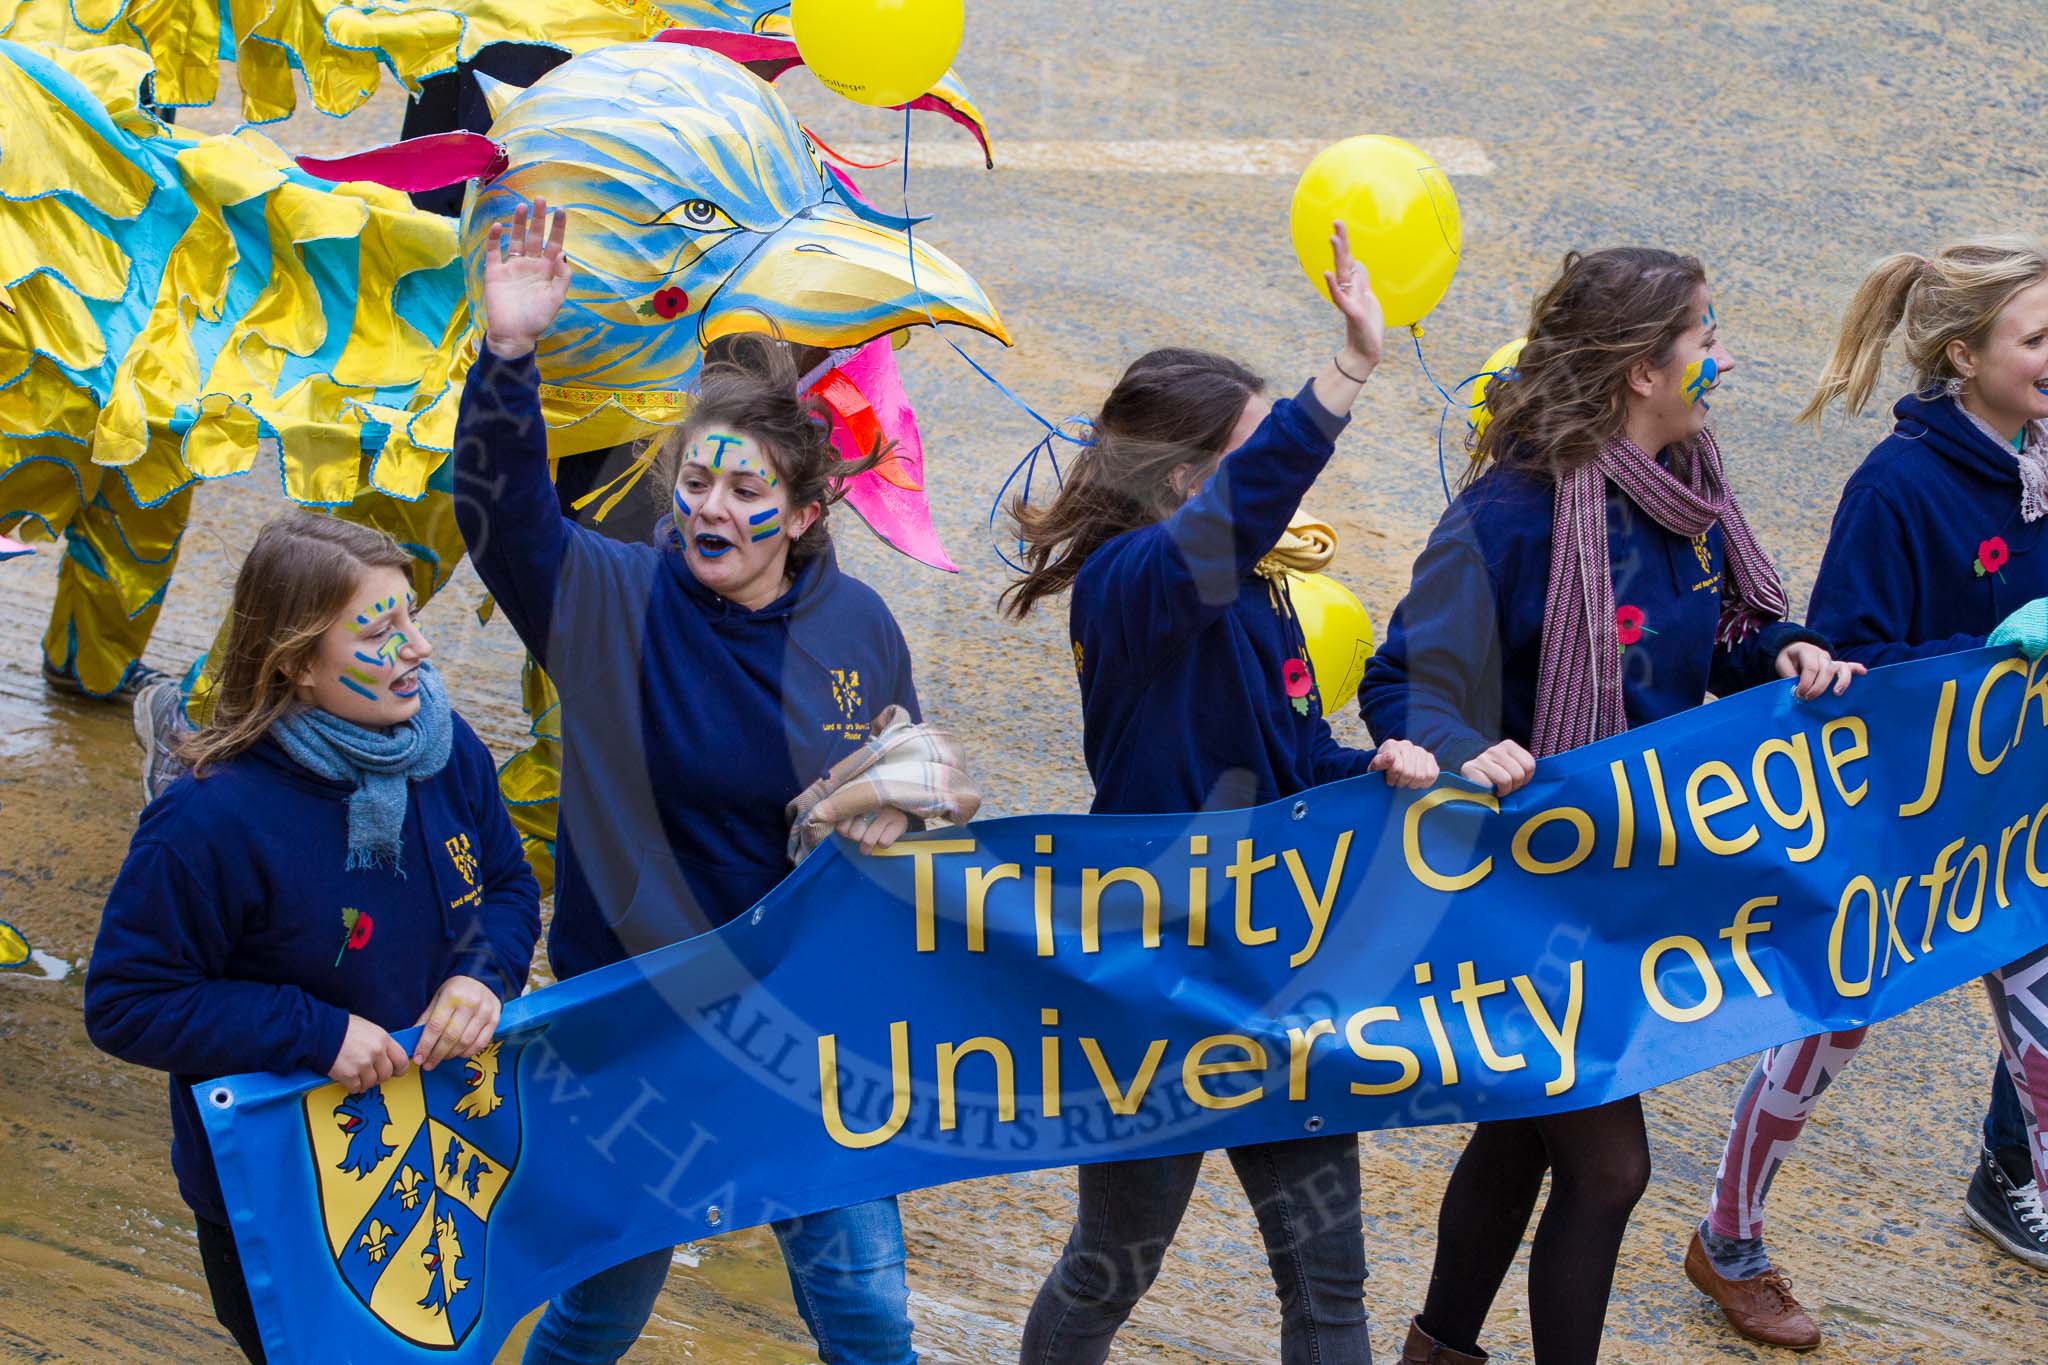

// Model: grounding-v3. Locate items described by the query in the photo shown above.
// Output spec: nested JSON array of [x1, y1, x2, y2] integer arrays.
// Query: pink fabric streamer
[[815, 338, 955, 573], [654, 28, 993, 167], [652, 29, 803, 78], [297, 133, 509, 193]]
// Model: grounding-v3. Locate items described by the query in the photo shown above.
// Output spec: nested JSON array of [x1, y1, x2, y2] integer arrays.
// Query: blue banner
[[202, 647, 2048, 1361]]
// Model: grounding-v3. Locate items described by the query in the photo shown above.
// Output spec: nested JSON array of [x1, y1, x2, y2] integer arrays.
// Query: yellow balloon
[[1468, 336, 1527, 440], [0, 919, 27, 970], [1288, 572, 1376, 710], [791, 0, 965, 109], [1290, 135, 1461, 329]]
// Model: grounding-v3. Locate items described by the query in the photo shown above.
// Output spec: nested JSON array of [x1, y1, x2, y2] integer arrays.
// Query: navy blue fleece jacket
[[1358, 456, 1822, 767], [1807, 393, 2048, 663], [83, 717, 540, 1223], [1071, 383, 1385, 814], [452, 346, 920, 979]]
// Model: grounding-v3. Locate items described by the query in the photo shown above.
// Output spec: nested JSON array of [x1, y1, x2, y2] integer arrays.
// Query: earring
[[1942, 376, 1966, 398]]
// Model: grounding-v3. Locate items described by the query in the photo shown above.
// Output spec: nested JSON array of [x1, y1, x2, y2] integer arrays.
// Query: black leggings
[[1417, 1097, 1649, 1365], [196, 1216, 267, 1363]]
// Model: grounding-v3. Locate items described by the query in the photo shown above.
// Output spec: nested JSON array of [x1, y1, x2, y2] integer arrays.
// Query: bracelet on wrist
[[1332, 353, 1372, 385]]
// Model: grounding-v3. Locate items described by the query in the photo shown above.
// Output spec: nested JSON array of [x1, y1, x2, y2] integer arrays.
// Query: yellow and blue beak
[[703, 199, 1009, 351]]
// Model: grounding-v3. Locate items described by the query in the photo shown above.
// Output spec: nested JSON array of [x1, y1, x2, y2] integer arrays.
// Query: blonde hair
[[1800, 234, 2048, 425], [182, 514, 412, 775]]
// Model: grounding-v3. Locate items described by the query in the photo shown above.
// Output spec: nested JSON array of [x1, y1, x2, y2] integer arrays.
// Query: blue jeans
[[522, 1197, 917, 1364], [1987, 1054, 2027, 1154]]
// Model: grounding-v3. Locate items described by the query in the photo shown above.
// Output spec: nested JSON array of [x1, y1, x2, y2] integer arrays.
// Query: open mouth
[[694, 533, 734, 560], [338, 1114, 361, 1134], [390, 667, 421, 698]]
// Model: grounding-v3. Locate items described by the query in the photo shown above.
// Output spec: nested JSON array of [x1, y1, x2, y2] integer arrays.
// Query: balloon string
[[987, 430, 1071, 573], [1412, 330, 1471, 408], [1432, 361, 1501, 507], [898, 110, 1090, 450], [892, 109, 1090, 567]]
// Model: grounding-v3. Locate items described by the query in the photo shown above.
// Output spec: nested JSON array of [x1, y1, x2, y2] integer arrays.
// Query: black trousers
[[1021, 1134, 1371, 1364], [195, 1216, 267, 1363]]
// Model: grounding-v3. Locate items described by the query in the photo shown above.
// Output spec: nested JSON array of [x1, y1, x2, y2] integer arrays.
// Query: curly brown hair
[[646, 335, 888, 565], [1000, 348, 1266, 619], [1467, 247, 1708, 486]]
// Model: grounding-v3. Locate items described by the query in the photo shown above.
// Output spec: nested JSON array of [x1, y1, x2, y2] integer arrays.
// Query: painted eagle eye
[[631, 199, 738, 233]]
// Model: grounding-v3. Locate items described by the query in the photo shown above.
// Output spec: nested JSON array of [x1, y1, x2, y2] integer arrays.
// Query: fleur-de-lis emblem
[[358, 1218, 392, 1264], [392, 1165, 425, 1211]]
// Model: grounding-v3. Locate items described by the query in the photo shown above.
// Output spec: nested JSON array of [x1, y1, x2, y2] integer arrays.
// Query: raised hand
[[482, 198, 571, 360], [1324, 220, 1385, 375]]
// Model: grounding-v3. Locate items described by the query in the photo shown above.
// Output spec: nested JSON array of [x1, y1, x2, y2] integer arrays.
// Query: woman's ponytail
[[1801, 236, 2048, 426], [1797, 253, 1925, 425]]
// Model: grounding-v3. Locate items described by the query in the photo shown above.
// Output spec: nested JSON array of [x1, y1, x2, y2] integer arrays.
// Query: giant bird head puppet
[[309, 41, 1005, 568]]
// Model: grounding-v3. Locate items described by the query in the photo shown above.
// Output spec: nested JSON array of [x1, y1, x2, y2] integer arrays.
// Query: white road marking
[[837, 137, 1494, 176], [24, 950, 71, 981]]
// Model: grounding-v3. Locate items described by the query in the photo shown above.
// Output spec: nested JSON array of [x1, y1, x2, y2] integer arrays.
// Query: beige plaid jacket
[[785, 705, 982, 863]]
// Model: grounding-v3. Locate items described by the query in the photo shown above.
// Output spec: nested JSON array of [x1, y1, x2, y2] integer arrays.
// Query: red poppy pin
[[637, 286, 689, 320], [1616, 604, 1657, 649], [334, 906, 374, 966], [1977, 536, 2010, 581], [1282, 656, 1314, 715]]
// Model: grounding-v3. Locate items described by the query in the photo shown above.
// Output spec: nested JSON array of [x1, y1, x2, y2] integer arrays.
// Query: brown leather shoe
[[1400, 1316, 1489, 1363], [1684, 1229, 1821, 1350]]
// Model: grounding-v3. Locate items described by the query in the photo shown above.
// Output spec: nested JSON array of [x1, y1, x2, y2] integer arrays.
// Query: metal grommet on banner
[[706, 1206, 723, 1227], [1292, 801, 1309, 821], [209, 1087, 234, 1109], [1304, 1115, 1325, 1133]]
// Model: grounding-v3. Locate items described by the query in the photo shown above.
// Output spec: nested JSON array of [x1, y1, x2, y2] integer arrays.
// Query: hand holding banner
[[203, 647, 2048, 1361]]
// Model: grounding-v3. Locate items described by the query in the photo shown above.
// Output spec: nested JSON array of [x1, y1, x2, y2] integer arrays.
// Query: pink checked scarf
[[1530, 428, 1788, 757]]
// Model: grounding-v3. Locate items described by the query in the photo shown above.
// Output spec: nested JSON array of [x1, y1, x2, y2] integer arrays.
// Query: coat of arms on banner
[[302, 1042, 520, 1347]]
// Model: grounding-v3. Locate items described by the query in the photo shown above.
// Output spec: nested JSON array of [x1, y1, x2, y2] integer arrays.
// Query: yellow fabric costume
[[0, 0, 988, 147], [0, 41, 464, 691]]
